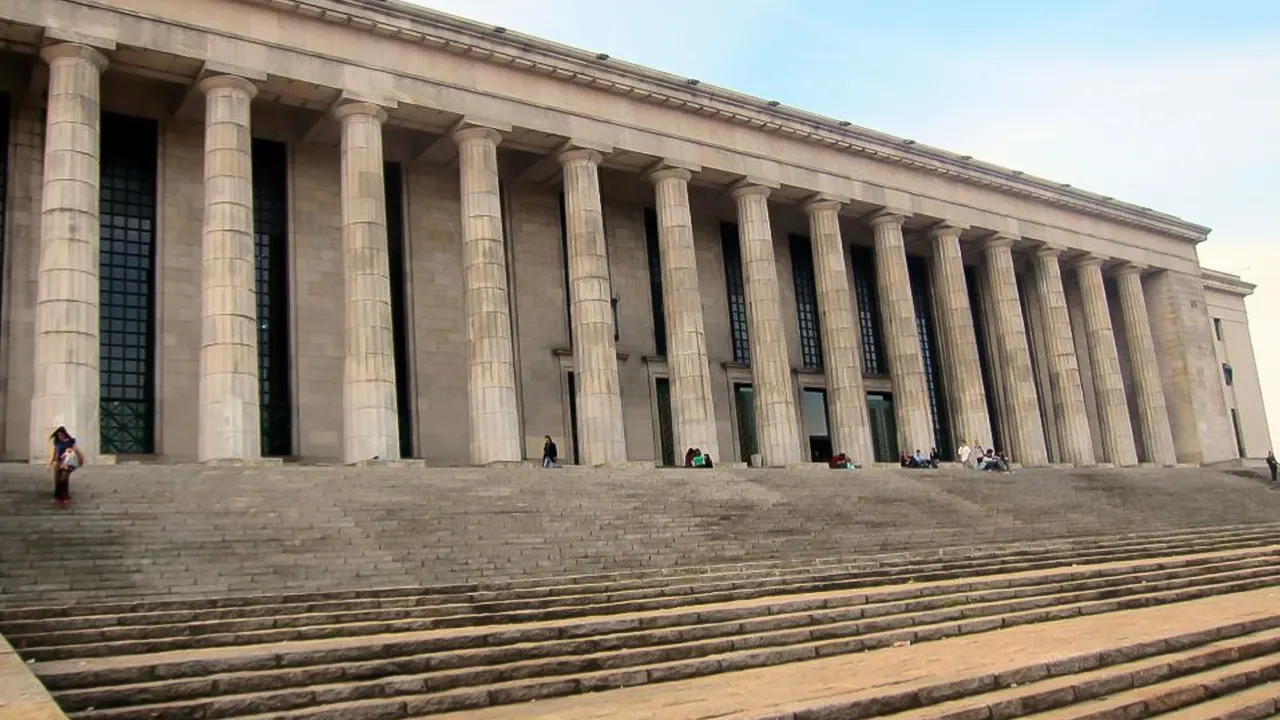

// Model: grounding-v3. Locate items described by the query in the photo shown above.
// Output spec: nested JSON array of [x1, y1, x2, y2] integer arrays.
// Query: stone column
[[196, 75, 262, 463], [982, 236, 1048, 465], [1074, 256, 1137, 467], [29, 43, 109, 462], [870, 212, 934, 455], [1115, 264, 1176, 466], [731, 183, 802, 466], [453, 126, 521, 465], [928, 224, 991, 452], [559, 148, 626, 465], [1031, 247, 1094, 466], [805, 198, 873, 465], [335, 102, 399, 464], [648, 167, 719, 460]]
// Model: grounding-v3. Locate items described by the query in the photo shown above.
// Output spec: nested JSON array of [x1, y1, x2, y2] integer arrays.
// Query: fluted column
[[870, 212, 934, 455], [29, 43, 109, 462], [1074, 256, 1137, 466], [197, 75, 262, 463], [648, 167, 719, 460], [928, 224, 991, 452], [805, 199, 873, 465], [1121, 264, 1179, 466], [1031, 247, 1094, 466], [453, 126, 521, 465], [982, 236, 1048, 465], [335, 102, 399, 464], [559, 148, 626, 465], [731, 183, 802, 466]]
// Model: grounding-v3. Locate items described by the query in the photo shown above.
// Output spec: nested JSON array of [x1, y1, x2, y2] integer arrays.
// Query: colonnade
[[26, 44, 1181, 468]]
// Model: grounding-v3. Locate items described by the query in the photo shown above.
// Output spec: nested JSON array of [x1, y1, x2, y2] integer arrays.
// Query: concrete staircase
[[1, 463, 1279, 718]]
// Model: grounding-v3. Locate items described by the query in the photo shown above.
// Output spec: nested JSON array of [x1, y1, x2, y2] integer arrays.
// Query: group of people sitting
[[957, 441, 1012, 472], [683, 447, 715, 468], [900, 448, 942, 469]]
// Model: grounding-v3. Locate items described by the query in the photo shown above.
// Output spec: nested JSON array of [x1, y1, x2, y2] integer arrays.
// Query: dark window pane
[[385, 162, 414, 457], [644, 207, 666, 356], [966, 265, 1003, 451], [850, 246, 884, 375], [0, 93, 9, 321], [720, 223, 750, 364], [908, 256, 951, 459], [789, 235, 822, 369], [98, 113, 157, 455], [252, 138, 294, 457]]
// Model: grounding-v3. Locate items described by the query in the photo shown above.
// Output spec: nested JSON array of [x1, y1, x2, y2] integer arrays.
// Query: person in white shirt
[[957, 441, 972, 467]]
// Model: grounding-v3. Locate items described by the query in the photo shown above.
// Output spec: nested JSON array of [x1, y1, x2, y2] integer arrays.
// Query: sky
[[408, 0, 1280, 453]]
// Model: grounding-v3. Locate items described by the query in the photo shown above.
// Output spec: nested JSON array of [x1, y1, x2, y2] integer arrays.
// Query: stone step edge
[[38, 548, 1277, 688], [48, 557, 1280, 707], [1149, 681, 1280, 720], [16, 538, 1279, 646], [868, 627, 1280, 720], [52, 573, 1280, 718], [119, 592, 1280, 720], [9, 521, 1276, 619], [12, 532, 1278, 639], [26, 551, 1279, 666]]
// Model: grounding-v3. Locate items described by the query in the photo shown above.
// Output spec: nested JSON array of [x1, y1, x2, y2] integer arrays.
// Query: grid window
[[644, 207, 666, 356], [790, 235, 823, 369], [0, 93, 9, 318], [98, 113, 158, 455], [720, 223, 750, 364], [251, 139, 293, 457], [849, 246, 884, 375], [966, 265, 1003, 451], [908, 256, 951, 459], [385, 162, 414, 457]]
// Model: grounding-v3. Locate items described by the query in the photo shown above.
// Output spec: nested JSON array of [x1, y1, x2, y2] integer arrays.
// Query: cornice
[[1202, 269, 1255, 296], [248, 0, 1208, 242]]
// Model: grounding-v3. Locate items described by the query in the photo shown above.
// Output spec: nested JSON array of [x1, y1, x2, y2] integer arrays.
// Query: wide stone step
[[48, 558, 1280, 718], [878, 627, 1280, 719], [10, 521, 1276, 625], [1148, 682, 1280, 719], [10, 523, 1279, 647], [21, 540, 1280, 664]]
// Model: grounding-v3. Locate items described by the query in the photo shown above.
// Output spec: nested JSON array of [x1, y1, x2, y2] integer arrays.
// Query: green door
[[867, 393, 897, 463], [655, 378, 675, 466], [734, 384, 758, 463]]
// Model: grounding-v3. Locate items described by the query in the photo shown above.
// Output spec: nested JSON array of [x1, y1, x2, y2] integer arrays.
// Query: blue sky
[[408, 0, 1280, 452]]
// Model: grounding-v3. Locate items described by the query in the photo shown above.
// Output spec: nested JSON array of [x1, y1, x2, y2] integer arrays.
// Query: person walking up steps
[[47, 426, 84, 510]]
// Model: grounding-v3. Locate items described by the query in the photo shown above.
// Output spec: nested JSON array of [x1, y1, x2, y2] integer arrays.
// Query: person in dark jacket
[[1267, 451, 1277, 484], [47, 426, 84, 509], [542, 436, 558, 468]]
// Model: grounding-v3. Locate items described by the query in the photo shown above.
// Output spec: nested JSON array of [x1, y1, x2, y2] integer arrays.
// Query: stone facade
[[0, 0, 1270, 466]]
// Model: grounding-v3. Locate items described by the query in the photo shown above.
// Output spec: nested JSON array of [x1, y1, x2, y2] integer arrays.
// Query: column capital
[[332, 101, 388, 125], [868, 210, 906, 229], [196, 74, 259, 100], [1035, 242, 1066, 259], [557, 147, 602, 167], [729, 180, 772, 201], [929, 223, 964, 241], [802, 196, 843, 215], [40, 42, 109, 70], [1115, 262, 1148, 277], [983, 233, 1017, 250], [452, 125, 503, 147], [1068, 253, 1107, 270], [645, 166, 692, 184]]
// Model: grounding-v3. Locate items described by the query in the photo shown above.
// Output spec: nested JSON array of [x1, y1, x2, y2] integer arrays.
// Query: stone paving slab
[[1, 464, 1277, 607], [0, 634, 67, 720], [438, 586, 1280, 719]]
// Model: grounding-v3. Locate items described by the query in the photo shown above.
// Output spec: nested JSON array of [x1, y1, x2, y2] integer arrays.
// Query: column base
[[204, 458, 285, 467]]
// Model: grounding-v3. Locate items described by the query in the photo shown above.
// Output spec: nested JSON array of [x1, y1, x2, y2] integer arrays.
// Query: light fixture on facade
[[767, 100, 780, 107], [839, 120, 851, 127], [492, 26, 506, 33], [687, 78, 700, 86], [902, 139, 916, 145], [596, 53, 609, 60]]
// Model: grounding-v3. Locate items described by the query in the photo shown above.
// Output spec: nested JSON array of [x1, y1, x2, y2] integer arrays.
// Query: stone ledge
[[0, 634, 68, 719]]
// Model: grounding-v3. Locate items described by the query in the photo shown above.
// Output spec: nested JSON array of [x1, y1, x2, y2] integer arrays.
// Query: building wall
[[1206, 285, 1272, 458]]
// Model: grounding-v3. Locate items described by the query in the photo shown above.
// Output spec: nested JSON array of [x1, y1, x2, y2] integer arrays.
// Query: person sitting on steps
[[47, 426, 84, 510], [1267, 451, 1277, 485], [541, 435, 558, 468], [685, 448, 714, 468]]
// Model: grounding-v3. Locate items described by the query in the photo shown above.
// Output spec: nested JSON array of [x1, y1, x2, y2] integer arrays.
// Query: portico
[[0, 0, 1262, 468]]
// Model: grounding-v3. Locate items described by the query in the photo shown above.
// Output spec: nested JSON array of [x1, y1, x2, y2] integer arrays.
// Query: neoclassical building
[[0, 0, 1270, 467]]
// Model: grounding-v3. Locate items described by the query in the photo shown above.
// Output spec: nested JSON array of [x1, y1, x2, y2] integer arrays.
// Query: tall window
[[720, 223, 750, 364], [644, 207, 666, 355], [98, 113, 158, 455], [908, 256, 951, 458], [384, 163, 414, 457], [1213, 317, 1223, 342], [790, 235, 822, 369], [850, 246, 884, 375], [0, 93, 9, 319], [251, 139, 293, 457], [966, 265, 1003, 451]]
